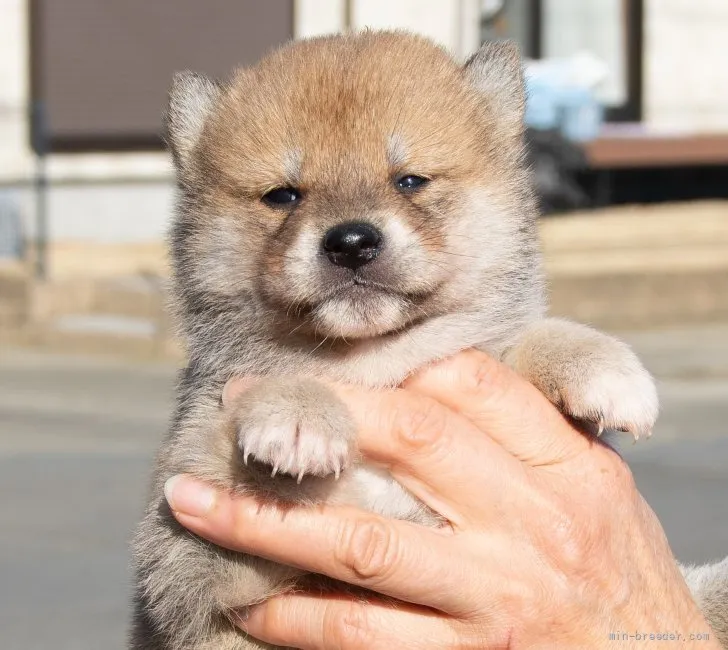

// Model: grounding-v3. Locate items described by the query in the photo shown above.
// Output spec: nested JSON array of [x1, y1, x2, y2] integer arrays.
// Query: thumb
[[403, 349, 591, 466]]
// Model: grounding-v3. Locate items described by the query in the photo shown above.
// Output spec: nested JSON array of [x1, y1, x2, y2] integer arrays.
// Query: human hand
[[164, 350, 720, 649]]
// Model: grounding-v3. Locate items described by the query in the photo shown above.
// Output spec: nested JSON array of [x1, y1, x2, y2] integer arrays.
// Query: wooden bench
[[581, 124, 728, 204], [585, 124, 728, 169]]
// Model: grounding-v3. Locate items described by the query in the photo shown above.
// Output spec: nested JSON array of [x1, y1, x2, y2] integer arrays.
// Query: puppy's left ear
[[165, 71, 222, 171], [463, 40, 525, 134]]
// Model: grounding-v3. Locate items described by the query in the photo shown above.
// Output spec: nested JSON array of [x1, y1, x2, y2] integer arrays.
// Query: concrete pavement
[[0, 353, 172, 650], [1, 325, 727, 649]]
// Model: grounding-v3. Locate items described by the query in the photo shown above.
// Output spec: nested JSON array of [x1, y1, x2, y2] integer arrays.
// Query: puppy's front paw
[[504, 319, 658, 440], [231, 378, 355, 482], [554, 357, 657, 440]]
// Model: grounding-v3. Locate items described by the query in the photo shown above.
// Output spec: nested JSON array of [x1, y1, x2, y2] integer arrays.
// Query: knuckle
[[591, 450, 638, 498], [391, 393, 451, 453], [551, 517, 588, 569], [544, 503, 607, 573], [535, 496, 590, 570], [226, 497, 257, 549], [471, 353, 510, 396], [610, 457, 637, 492], [336, 517, 400, 583], [251, 599, 285, 640], [325, 601, 378, 650]]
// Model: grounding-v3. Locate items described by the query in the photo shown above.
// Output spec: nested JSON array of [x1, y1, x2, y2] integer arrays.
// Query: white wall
[[644, 0, 728, 131], [294, 0, 346, 37], [2, 182, 173, 243], [0, 0, 32, 180], [294, 0, 480, 58], [351, 0, 480, 58]]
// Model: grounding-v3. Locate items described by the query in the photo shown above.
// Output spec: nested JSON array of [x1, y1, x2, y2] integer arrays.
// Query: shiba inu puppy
[[130, 31, 726, 649]]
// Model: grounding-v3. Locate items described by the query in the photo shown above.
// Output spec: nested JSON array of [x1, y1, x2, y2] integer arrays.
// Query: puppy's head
[[168, 32, 536, 343]]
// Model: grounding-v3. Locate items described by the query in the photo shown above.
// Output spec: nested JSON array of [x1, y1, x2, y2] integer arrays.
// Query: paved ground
[[1, 325, 727, 649]]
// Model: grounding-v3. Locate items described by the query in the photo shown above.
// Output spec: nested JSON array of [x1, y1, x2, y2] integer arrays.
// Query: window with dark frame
[[29, 0, 294, 153]]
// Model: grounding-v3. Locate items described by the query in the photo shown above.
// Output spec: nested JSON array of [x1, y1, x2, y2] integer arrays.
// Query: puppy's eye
[[262, 187, 301, 207], [396, 175, 430, 192]]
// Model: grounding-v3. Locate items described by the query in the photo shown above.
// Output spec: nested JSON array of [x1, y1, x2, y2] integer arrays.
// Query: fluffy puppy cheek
[[313, 293, 408, 338], [265, 226, 323, 304], [191, 216, 261, 296], [453, 189, 521, 262]]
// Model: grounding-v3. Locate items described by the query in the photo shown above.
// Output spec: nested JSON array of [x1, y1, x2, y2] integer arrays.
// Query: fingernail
[[164, 475, 216, 517]]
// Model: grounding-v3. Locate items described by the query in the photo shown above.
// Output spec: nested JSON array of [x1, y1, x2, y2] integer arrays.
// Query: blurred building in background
[[0, 0, 726, 350]]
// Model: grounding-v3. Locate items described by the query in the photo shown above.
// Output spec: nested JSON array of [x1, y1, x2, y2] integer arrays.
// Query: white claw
[[243, 449, 250, 465], [271, 464, 279, 478], [334, 467, 341, 481], [297, 470, 304, 484], [286, 452, 296, 475], [596, 417, 605, 437]]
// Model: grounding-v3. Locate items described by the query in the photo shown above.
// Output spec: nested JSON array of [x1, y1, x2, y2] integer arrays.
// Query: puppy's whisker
[[310, 335, 330, 355], [287, 321, 308, 337]]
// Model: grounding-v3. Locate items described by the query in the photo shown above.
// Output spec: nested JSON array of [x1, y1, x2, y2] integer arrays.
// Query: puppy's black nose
[[322, 222, 383, 269]]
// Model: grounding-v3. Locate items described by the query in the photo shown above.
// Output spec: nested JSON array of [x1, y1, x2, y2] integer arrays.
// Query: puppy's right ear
[[164, 71, 222, 170]]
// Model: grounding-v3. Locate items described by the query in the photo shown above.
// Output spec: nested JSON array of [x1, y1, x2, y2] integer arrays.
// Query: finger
[[165, 475, 477, 615], [329, 385, 524, 523], [404, 349, 590, 465], [235, 592, 460, 650]]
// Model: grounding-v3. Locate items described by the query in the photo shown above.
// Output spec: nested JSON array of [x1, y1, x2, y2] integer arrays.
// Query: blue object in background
[[559, 85, 605, 142], [524, 58, 606, 143], [524, 75, 561, 131], [0, 195, 24, 259]]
